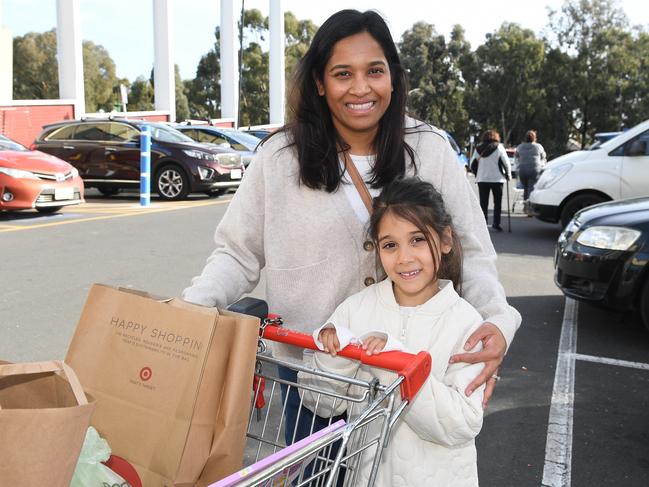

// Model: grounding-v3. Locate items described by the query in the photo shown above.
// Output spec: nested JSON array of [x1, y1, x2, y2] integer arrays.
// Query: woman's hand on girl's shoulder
[[448, 322, 507, 408], [319, 327, 341, 357]]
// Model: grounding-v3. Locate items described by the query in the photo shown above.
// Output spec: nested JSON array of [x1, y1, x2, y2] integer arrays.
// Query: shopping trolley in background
[[213, 305, 431, 487]]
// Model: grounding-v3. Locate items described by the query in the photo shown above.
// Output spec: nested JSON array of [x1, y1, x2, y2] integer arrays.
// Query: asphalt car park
[[1, 193, 648, 485]]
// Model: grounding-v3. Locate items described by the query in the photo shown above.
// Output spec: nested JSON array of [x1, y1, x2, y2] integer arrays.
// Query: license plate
[[230, 169, 242, 179], [54, 187, 74, 200]]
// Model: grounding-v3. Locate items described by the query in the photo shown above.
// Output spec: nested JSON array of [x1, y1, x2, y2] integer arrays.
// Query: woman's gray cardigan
[[182, 118, 521, 361]]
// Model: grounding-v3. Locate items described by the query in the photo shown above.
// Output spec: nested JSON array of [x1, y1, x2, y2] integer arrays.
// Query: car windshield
[[0, 135, 27, 151], [148, 123, 196, 144]]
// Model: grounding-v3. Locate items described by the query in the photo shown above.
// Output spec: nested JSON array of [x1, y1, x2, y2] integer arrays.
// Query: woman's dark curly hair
[[278, 9, 415, 192], [368, 177, 463, 292]]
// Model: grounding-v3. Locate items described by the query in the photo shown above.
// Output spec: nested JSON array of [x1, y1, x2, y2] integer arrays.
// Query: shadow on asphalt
[[486, 212, 562, 258]]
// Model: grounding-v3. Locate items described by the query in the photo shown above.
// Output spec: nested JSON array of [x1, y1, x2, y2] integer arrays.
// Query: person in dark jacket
[[469, 130, 511, 231]]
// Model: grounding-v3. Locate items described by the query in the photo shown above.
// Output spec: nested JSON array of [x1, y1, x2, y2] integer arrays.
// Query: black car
[[33, 118, 243, 200], [554, 197, 649, 330]]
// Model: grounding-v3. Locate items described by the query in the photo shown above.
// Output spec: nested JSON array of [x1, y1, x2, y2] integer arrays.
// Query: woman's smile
[[316, 32, 392, 154]]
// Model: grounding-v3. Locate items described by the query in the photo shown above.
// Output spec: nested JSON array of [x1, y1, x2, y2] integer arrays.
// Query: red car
[[0, 134, 84, 213]]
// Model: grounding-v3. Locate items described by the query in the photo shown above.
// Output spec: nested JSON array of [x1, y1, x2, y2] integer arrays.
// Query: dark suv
[[33, 118, 243, 200]]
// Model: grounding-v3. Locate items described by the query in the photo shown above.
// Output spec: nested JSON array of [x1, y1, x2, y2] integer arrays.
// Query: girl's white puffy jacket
[[299, 279, 485, 487]]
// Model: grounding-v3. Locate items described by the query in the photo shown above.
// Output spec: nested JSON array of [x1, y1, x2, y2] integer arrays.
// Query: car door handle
[[105, 147, 117, 152], [63, 145, 75, 150]]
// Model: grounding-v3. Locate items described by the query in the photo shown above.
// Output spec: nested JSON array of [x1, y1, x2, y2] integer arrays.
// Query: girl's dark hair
[[282, 9, 414, 192], [368, 177, 463, 292]]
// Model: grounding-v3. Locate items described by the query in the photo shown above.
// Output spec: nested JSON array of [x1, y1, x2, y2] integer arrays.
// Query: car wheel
[[36, 206, 63, 214], [98, 187, 121, 197], [560, 194, 607, 228], [155, 164, 189, 201], [640, 278, 649, 333]]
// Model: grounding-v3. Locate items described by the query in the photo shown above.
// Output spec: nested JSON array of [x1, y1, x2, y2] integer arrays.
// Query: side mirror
[[626, 139, 647, 157]]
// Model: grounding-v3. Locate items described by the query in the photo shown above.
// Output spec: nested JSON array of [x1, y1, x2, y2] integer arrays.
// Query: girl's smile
[[377, 211, 452, 306]]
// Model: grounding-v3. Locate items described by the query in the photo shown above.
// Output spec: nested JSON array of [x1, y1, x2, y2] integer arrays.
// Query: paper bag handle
[[0, 360, 89, 409]]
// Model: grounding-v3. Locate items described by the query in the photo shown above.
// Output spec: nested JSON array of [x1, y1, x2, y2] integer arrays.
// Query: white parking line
[[542, 297, 578, 487], [574, 353, 649, 371]]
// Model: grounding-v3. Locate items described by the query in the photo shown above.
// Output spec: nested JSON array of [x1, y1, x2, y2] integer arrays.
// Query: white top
[[300, 279, 484, 487], [340, 153, 381, 222], [471, 143, 512, 183]]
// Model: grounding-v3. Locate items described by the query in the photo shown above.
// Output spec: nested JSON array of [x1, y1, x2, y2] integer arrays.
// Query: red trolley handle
[[261, 324, 431, 402]]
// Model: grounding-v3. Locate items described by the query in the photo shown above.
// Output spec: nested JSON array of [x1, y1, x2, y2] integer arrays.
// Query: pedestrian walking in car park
[[515, 130, 546, 215], [470, 130, 512, 231], [183, 9, 520, 450]]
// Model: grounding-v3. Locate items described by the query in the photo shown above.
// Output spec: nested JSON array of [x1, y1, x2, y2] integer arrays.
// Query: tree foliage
[[399, 23, 470, 143], [546, 0, 633, 148], [462, 23, 546, 146], [11, 1, 649, 155]]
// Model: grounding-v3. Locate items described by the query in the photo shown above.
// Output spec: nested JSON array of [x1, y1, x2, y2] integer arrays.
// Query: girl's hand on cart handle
[[362, 336, 387, 356], [448, 322, 506, 407], [319, 328, 341, 357]]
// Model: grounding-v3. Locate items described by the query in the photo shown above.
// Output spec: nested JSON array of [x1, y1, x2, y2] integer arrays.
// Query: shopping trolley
[[214, 312, 431, 487]]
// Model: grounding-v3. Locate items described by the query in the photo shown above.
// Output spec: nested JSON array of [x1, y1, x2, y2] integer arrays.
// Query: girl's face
[[377, 211, 452, 307], [316, 32, 392, 152]]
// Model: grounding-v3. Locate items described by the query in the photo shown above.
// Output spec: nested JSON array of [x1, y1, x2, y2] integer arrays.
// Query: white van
[[529, 118, 649, 227]]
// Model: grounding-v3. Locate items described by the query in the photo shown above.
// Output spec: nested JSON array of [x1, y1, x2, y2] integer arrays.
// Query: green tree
[[13, 29, 59, 99], [12, 29, 122, 112], [284, 11, 318, 78], [399, 23, 470, 145], [546, 0, 632, 147], [462, 22, 546, 146], [186, 10, 317, 125], [82, 39, 120, 112], [174, 64, 190, 122], [128, 76, 154, 111]]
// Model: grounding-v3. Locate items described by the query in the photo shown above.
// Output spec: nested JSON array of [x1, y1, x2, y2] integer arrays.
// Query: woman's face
[[316, 32, 393, 151]]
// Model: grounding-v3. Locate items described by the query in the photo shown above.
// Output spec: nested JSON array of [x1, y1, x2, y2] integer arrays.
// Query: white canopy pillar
[[153, 0, 175, 122], [56, 0, 85, 117], [220, 0, 239, 124], [269, 0, 285, 125]]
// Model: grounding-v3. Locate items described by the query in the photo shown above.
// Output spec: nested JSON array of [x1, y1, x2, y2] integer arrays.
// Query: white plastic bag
[[70, 426, 129, 487]]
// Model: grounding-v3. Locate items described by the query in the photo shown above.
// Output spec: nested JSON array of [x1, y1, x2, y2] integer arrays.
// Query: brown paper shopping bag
[[0, 360, 96, 487], [65, 284, 259, 487]]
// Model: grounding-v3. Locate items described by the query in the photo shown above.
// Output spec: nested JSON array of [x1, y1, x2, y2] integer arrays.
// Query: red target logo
[[139, 367, 152, 381]]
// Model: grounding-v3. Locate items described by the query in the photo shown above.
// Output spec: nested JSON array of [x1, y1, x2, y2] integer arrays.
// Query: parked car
[[554, 197, 649, 331], [240, 128, 273, 139], [33, 118, 243, 200], [505, 147, 518, 178], [529, 118, 649, 227], [441, 131, 469, 171], [175, 126, 259, 166], [0, 134, 84, 213]]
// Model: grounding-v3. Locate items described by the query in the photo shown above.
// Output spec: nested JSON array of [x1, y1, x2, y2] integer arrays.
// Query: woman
[[182, 10, 520, 428], [470, 130, 512, 231], [515, 130, 546, 212]]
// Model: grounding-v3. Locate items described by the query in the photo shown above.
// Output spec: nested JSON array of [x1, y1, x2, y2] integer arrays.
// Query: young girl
[[300, 177, 485, 486]]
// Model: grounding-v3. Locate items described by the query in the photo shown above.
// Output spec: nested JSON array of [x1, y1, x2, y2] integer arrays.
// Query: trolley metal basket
[[215, 315, 431, 487]]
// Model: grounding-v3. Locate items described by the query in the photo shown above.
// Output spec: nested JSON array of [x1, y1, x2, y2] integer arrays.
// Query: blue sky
[[3, 0, 648, 82]]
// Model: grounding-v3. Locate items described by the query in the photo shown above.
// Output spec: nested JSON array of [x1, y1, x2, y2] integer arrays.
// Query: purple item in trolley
[[210, 419, 346, 487]]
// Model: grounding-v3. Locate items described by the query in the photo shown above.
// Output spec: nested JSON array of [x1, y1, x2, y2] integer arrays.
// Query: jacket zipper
[[400, 313, 410, 342]]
